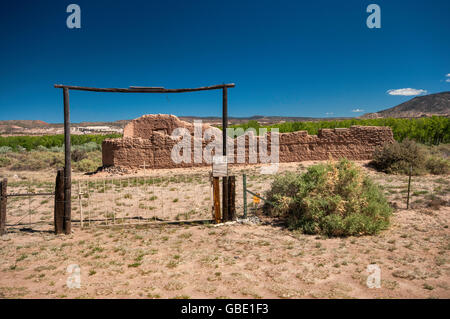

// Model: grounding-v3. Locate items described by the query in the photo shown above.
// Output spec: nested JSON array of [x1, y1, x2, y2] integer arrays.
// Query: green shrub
[[36, 145, 48, 152], [264, 159, 392, 237], [425, 156, 450, 175], [0, 146, 12, 154], [10, 152, 64, 171], [370, 139, 427, 175], [0, 156, 11, 167], [74, 159, 100, 172], [71, 149, 88, 162]]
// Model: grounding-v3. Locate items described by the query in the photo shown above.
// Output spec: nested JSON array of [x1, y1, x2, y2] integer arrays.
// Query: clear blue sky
[[0, 0, 449, 123]]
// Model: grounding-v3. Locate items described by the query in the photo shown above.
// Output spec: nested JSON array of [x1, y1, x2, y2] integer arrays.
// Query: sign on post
[[212, 155, 228, 177]]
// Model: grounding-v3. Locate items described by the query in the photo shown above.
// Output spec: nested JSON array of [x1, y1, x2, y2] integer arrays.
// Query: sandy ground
[[0, 161, 449, 299]]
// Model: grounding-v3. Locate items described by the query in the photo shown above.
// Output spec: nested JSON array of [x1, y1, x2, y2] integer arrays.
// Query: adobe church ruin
[[102, 114, 394, 169]]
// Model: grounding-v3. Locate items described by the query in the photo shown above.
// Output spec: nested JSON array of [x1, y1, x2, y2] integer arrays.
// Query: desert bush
[[10, 152, 64, 171], [73, 142, 100, 152], [264, 159, 392, 237], [370, 139, 427, 175], [371, 139, 449, 175], [74, 159, 99, 172], [49, 146, 63, 152], [0, 146, 12, 154], [36, 145, 48, 152], [425, 156, 450, 175], [0, 156, 11, 167], [71, 149, 88, 162], [16, 146, 26, 153]]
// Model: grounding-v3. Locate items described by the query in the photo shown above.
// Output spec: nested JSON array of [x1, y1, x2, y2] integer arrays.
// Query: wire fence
[[5, 179, 55, 231], [4, 165, 302, 232], [71, 173, 214, 227]]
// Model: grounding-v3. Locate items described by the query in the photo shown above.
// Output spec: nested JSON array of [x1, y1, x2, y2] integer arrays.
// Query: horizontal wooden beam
[[54, 83, 235, 93]]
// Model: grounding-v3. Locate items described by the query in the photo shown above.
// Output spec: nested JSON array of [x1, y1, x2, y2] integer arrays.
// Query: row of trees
[[230, 116, 449, 145], [0, 134, 121, 151]]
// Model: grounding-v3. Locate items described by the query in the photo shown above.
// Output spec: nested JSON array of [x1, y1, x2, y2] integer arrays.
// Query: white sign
[[212, 155, 227, 177]]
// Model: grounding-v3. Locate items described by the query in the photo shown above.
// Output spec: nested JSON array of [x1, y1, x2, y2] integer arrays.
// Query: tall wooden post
[[63, 88, 72, 234], [54, 169, 65, 234], [213, 177, 221, 223], [222, 176, 229, 221], [0, 179, 7, 235], [228, 176, 236, 221], [222, 86, 229, 222]]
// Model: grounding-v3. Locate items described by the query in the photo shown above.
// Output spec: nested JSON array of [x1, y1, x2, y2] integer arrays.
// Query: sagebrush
[[371, 139, 450, 175], [264, 159, 392, 237]]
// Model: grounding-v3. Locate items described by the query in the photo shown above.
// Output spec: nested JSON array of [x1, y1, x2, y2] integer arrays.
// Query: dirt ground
[[0, 161, 449, 299]]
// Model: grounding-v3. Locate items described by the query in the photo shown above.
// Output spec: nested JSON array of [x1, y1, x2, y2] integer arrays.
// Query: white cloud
[[387, 88, 427, 96], [447, 79, 450, 83], [352, 108, 364, 113], [325, 112, 334, 116], [446, 73, 450, 77]]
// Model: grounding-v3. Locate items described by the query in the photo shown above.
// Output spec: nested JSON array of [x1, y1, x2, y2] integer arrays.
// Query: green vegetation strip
[[0, 134, 122, 151], [229, 116, 450, 145]]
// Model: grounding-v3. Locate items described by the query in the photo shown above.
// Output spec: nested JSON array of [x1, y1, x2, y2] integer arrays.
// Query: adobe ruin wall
[[102, 114, 395, 169]]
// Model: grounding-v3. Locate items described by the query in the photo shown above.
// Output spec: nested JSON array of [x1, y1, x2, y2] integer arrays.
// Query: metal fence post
[[406, 164, 412, 209], [0, 178, 7, 235], [243, 174, 247, 219]]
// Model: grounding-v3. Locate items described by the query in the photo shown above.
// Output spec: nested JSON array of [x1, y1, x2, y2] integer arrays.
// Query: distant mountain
[[361, 92, 450, 119], [0, 120, 50, 128]]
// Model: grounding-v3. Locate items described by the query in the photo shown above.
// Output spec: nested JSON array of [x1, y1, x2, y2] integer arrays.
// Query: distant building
[[72, 126, 122, 134]]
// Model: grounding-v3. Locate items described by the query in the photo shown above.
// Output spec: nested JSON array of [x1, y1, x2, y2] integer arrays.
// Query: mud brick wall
[[102, 114, 394, 169]]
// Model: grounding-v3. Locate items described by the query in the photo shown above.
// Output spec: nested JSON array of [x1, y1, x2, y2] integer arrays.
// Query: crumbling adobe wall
[[102, 114, 394, 169]]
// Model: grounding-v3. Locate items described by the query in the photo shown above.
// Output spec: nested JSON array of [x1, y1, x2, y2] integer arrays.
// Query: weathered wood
[[228, 176, 236, 221], [54, 169, 65, 234], [222, 86, 229, 222], [54, 83, 235, 93], [0, 179, 7, 235], [63, 87, 72, 235], [222, 176, 229, 222], [213, 177, 221, 223]]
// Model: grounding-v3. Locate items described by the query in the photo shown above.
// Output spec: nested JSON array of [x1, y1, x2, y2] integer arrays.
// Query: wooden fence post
[[228, 176, 236, 221], [54, 169, 65, 234], [63, 87, 72, 235], [222, 176, 229, 222], [0, 179, 7, 235], [213, 177, 221, 223]]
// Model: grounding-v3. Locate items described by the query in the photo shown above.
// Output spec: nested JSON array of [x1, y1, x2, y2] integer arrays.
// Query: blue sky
[[0, 0, 449, 123]]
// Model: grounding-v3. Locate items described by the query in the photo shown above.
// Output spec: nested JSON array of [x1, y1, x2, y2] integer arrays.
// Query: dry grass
[[0, 161, 449, 298]]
